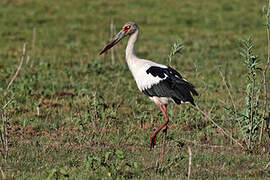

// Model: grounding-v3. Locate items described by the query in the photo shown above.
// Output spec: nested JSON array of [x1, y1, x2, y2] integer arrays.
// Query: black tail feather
[[172, 81, 198, 105]]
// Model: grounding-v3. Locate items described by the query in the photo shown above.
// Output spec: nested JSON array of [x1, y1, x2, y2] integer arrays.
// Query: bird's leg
[[162, 105, 168, 131], [161, 105, 168, 163], [150, 104, 169, 151]]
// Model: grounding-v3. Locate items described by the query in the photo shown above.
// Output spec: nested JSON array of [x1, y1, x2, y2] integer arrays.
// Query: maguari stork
[[99, 22, 198, 163]]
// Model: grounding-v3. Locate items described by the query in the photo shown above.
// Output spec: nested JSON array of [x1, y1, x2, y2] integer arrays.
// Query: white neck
[[125, 29, 139, 64]]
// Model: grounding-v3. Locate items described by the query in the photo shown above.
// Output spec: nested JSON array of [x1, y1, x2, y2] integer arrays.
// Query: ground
[[0, 0, 269, 179]]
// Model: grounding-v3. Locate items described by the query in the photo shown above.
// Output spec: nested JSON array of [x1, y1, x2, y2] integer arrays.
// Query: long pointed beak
[[99, 30, 126, 55]]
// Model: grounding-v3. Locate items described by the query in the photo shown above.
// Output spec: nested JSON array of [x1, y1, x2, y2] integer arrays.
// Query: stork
[[99, 22, 198, 163]]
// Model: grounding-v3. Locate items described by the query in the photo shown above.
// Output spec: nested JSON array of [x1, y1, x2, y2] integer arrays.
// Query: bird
[[99, 22, 198, 163]]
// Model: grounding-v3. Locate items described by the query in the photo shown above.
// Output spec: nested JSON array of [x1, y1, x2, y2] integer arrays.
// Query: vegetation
[[0, 0, 269, 179]]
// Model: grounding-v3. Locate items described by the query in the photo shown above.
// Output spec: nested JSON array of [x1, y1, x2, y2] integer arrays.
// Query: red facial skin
[[123, 26, 131, 35]]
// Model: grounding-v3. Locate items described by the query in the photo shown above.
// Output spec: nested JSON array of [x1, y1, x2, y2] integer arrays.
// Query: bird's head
[[99, 22, 138, 55]]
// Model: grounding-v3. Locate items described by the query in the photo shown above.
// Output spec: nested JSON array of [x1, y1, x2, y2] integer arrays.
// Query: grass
[[0, 0, 269, 179]]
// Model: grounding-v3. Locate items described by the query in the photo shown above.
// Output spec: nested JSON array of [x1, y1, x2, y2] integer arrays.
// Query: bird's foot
[[150, 136, 156, 150]]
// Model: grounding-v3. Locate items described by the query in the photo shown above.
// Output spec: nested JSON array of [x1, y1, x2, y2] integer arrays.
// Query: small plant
[[168, 40, 184, 66], [221, 0, 270, 152], [83, 150, 141, 179], [236, 37, 262, 151]]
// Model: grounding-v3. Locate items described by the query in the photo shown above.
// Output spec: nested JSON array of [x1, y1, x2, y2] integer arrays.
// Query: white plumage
[[131, 61, 167, 91], [124, 28, 168, 93]]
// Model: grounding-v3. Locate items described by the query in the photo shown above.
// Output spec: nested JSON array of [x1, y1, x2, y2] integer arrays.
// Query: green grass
[[0, 0, 269, 179]]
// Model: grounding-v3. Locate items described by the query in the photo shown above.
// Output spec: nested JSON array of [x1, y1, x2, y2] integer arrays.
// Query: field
[[0, 0, 270, 179]]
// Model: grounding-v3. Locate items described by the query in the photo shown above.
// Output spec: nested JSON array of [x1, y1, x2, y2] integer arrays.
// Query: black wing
[[143, 66, 198, 105]]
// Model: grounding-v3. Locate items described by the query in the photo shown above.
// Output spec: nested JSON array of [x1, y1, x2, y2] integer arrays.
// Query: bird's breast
[[133, 67, 164, 92], [126, 59, 168, 92]]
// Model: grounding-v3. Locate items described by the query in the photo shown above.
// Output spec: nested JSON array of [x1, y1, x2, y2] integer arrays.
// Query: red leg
[[161, 105, 168, 163], [161, 124, 167, 163], [162, 105, 168, 130], [150, 104, 169, 151]]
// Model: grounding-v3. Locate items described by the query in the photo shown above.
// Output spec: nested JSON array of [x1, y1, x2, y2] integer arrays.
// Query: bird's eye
[[124, 26, 131, 30]]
